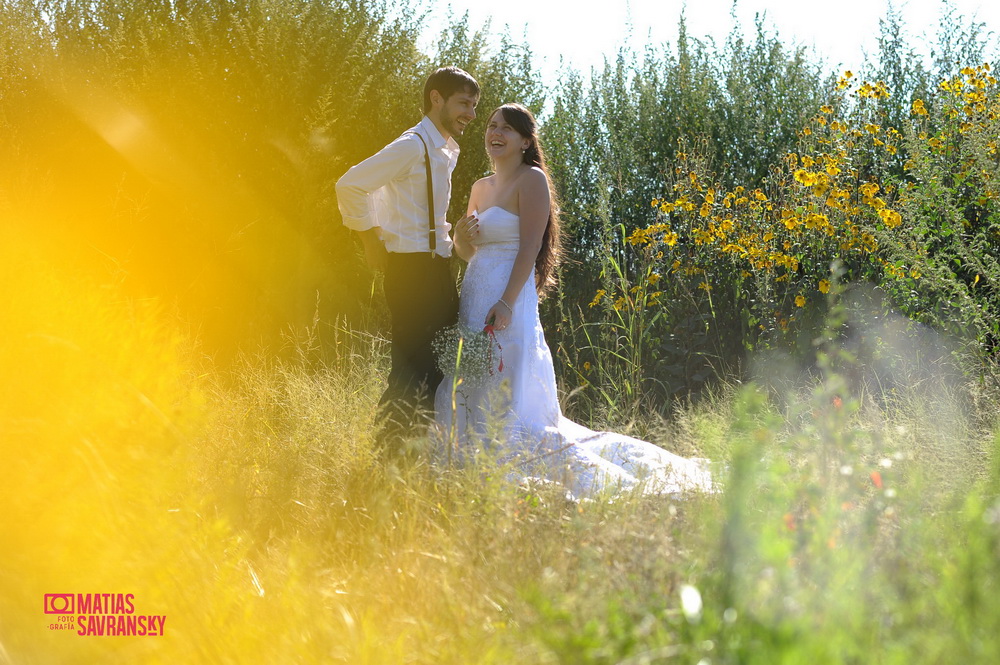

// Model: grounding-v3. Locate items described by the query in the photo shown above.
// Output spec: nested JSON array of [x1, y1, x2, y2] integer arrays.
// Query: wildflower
[[877, 208, 902, 228], [698, 281, 712, 292], [818, 279, 830, 294], [795, 295, 806, 307], [588, 289, 606, 308], [583, 361, 591, 372], [794, 169, 815, 186], [859, 182, 880, 198]]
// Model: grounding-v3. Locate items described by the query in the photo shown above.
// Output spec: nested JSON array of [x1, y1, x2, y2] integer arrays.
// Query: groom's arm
[[335, 134, 422, 259]]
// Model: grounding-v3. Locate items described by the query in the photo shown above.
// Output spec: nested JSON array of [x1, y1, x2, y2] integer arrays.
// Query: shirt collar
[[420, 115, 460, 157]]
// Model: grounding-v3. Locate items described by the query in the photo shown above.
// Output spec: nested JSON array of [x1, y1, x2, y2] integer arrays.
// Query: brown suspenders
[[405, 131, 437, 253]]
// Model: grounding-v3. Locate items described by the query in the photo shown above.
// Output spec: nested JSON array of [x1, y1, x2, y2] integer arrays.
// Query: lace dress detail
[[434, 206, 712, 498]]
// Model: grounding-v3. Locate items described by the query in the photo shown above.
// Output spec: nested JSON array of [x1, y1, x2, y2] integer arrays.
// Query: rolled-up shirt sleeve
[[335, 134, 422, 232]]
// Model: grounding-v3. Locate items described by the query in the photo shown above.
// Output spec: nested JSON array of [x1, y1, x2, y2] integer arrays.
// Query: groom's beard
[[442, 114, 468, 138]]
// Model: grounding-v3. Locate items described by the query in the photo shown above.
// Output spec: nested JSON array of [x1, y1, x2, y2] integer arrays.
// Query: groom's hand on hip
[[359, 230, 388, 272]]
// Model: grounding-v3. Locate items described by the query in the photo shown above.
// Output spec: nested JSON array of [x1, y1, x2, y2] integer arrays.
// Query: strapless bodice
[[473, 206, 519, 247]]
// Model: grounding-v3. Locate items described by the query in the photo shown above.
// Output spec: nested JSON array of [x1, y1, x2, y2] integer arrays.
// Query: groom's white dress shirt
[[336, 116, 459, 258]]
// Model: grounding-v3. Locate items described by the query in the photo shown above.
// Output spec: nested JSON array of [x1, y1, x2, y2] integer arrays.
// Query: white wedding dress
[[434, 206, 713, 499]]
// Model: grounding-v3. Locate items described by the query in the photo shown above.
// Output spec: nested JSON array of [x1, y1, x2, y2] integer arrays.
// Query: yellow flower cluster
[[594, 64, 997, 331], [856, 80, 890, 100]]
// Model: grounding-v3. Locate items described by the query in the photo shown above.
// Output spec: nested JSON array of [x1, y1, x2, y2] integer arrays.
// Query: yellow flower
[[878, 208, 902, 228], [583, 361, 591, 372], [819, 279, 830, 294], [647, 272, 662, 285], [794, 169, 815, 186], [795, 295, 806, 307], [588, 289, 606, 308], [698, 282, 712, 292], [859, 182, 880, 198], [912, 99, 928, 116]]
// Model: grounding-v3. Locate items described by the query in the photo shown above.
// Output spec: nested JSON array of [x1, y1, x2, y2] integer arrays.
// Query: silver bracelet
[[498, 298, 513, 313]]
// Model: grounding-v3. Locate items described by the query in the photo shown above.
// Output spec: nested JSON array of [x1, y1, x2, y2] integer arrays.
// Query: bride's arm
[[484, 168, 549, 328], [452, 182, 482, 262]]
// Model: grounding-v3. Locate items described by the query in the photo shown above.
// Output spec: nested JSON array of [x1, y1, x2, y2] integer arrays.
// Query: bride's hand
[[485, 300, 512, 331], [454, 213, 479, 243]]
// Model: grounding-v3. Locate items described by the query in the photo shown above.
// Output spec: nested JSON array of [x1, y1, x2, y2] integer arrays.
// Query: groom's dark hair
[[423, 66, 480, 113]]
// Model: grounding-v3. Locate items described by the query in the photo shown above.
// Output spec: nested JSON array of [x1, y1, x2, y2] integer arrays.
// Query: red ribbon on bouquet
[[483, 324, 505, 375]]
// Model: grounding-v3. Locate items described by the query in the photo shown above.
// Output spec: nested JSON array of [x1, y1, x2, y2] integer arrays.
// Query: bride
[[434, 103, 712, 499]]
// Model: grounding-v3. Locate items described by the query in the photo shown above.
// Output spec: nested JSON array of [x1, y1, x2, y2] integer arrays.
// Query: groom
[[336, 66, 480, 450]]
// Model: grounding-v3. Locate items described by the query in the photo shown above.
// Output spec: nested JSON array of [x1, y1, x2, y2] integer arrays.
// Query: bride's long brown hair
[[490, 103, 562, 295]]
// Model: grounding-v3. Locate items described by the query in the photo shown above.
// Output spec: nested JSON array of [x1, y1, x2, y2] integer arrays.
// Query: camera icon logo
[[44, 594, 75, 614]]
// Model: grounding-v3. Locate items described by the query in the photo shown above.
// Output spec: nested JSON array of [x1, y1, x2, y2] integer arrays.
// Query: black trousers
[[379, 252, 459, 440]]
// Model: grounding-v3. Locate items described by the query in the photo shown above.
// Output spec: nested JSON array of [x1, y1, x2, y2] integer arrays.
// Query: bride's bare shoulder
[[517, 166, 549, 193], [471, 175, 497, 193]]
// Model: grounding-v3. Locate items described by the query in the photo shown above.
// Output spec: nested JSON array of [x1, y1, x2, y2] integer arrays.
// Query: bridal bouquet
[[432, 323, 503, 384]]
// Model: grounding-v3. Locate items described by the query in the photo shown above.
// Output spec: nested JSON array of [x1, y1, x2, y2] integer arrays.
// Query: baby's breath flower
[[433, 324, 500, 384]]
